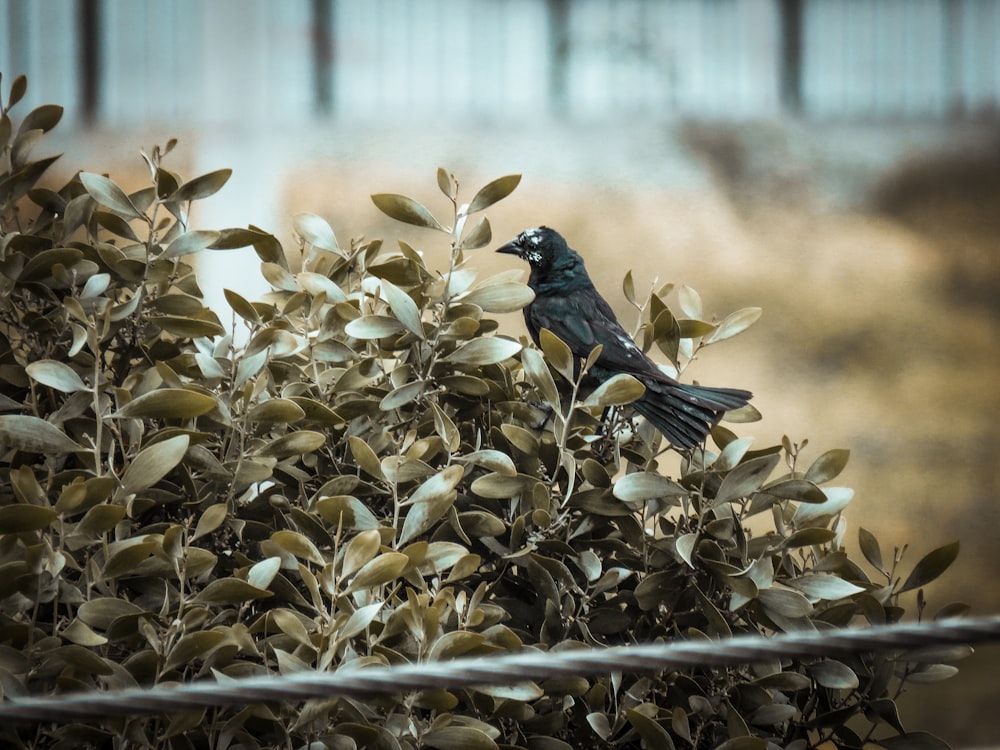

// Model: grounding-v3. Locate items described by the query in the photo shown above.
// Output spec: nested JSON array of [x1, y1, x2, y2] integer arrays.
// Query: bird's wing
[[528, 290, 661, 377]]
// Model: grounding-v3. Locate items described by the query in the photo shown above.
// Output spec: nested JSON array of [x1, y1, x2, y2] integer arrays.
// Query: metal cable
[[3, 615, 1000, 723]]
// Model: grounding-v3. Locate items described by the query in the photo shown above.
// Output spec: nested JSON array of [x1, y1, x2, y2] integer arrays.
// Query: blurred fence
[[1, 0, 998, 128]]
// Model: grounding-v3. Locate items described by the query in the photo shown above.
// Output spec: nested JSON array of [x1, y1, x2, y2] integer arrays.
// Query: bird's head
[[495, 226, 568, 270]]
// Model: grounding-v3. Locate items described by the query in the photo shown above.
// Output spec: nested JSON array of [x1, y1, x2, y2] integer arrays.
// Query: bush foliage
[[0, 75, 968, 750]]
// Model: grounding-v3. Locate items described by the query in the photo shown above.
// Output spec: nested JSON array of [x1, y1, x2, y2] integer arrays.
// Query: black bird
[[496, 227, 752, 451]]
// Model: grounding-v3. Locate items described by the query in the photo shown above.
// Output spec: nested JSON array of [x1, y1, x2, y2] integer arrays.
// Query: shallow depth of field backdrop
[[4, 0, 1000, 744]]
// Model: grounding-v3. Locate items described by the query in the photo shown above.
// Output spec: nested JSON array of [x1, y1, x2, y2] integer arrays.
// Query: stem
[[419, 192, 464, 383], [556, 367, 584, 458], [92, 348, 103, 476]]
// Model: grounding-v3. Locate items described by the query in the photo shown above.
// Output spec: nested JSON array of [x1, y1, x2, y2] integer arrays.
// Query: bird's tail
[[631, 380, 752, 451]]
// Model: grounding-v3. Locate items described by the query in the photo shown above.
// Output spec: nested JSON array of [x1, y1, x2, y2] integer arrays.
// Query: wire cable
[[3, 615, 999, 723]]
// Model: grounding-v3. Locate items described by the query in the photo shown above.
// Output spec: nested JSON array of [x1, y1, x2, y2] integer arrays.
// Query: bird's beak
[[495, 239, 522, 257]]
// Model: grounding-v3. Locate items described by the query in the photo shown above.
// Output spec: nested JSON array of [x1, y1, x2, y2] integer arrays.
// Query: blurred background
[[3, 0, 1000, 744]]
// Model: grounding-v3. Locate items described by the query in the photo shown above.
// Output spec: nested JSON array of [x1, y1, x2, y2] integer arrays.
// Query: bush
[[0, 74, 968, 750]]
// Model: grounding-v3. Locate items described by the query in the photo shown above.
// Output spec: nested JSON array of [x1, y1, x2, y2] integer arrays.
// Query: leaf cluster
[[0, 75, 967, 750]]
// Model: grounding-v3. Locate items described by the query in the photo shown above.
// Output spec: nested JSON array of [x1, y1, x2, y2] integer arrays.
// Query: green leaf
[[296, 271, 347, 302], [8, 74, 27, 109], [257, 430, 327, 458], [342, 529, 381, 577], [264, 618, 310, 655], [625, 708, 674, 749], [538, 328, 574, 381], [906, 664, 960, 683], [677, 285, 703, 318], [11, 128, 43, 169], [19, 103, 63, 134], [458, 450, 517, 477], [163, 631, 228, 673], [423, 725, 498, 750], [398, 465, 464, 546], [714, 436, 753, 471], [380, 380, 426, 411], [371, 193, 445, 231], [109, 289, 143, 322], [450, 512, 505, 545], [437, 167, 455, 198], [74, 504, 126, 537], [345, 315, 407, 340], [191, 504, 229, 541], [634, 570, 676, 611], [247, 398, 306, 424], [459, 282, 534, 313], [520, 348, 560, 407], [245, 326, 302, 358], [651, 307, 680, 365], [792, 486, 854, 524], [583, 373, 645, 407], [293, 212, 339, 253], [115, 389, 219, 419], [715, 453, 781, 505], [467, 174, 521, 213], [212, 226, 271, 249], [79, 172, 144, 219], [859, 527, 884, 571], [678, 319, 717, 339], [805, 448, 850, 484], [705, 307, 762, 344], [445, 337, 521, 366], [807, 659, 859, 689], [3, 154, 61, 205], [61, 618, 108, 648], [271, 529, 325, 565], [350, 552, 409, 589], [192, 577, 273, 605], [381, 279, 424, 336], [671, 707, 692, 743], [151, 315, 226, 339], [348, 436, 385, 481], [430, 401, 460, 451], [26, 360, 88, 393], [583, 344, 604, 372], [753, 671, 811, 692], [0, 504, 58, 533], [759, 478, 827, 503], [622, 270, 637, 306], [247, 556, 281, 589], [0, 415, 83, 453], [781, 527, 836, 548], [757, 587, 813, 618], [458, 215, 492, 250], [899, 541, 960, 593], [470, 473, 529, 499], [170, 168, 232, 203], [675, 532, 698, 568], [428, 631, 488, 660], [118, 435, 190, 497], [786, 574, 866, 601], [250, 224, 287, 266], [500, 423, 538, 454], [102, 540, 158, 578], [340, 602, 385, 640], [162, 229, 221, 259], [77, 597, 145, 629], [613, 472, 686, 504], [94, 210, 140, 241]]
